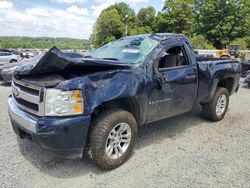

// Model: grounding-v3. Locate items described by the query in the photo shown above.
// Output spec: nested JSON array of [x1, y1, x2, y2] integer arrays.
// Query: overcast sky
[[0, 0, 164, 39]]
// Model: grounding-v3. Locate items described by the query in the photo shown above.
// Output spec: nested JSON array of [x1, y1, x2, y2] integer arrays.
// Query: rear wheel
[[87, 109, 137, 170], [248, 83, 250, 88], [202, 87, 229, 122]]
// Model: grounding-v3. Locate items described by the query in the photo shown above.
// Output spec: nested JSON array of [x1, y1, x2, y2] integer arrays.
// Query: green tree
[[189, 35, 214, 49], [154, 12, 170, 33], [0, 37, 90, 50], [137, 6, 156, 29], [130, 6, 156, 35], [194, 0, 248, 49], [106, 2, 136, 35], [107, 2, 136, 24], [92, 8, 124, 47], [130, 26, 153, 35], [243, 0, 250, 48], [154, 0, 193, 36], [91, 3, 136, 46]]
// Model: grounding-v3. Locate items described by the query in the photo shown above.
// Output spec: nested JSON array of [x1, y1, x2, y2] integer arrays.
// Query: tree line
[[91, 0, 250, 49], [0, 37, 91, 50]]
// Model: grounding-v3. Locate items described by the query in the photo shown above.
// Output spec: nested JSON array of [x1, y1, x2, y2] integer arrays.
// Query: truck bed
[[196, 59, 241, 104]]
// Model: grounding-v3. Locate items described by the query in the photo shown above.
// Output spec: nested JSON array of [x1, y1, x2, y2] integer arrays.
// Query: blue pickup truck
[[8, 34, 240, 170]]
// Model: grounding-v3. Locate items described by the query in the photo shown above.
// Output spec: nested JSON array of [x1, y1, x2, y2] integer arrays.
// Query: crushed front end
[[8, 76, 91, 159]]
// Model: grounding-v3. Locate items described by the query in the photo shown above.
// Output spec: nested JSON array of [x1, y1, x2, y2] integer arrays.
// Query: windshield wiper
[[85, 55, 93, 59], [98, 58, 119, 61]]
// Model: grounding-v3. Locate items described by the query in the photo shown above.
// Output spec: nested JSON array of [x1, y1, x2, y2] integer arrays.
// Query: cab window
[[158, 46, 190, 70]]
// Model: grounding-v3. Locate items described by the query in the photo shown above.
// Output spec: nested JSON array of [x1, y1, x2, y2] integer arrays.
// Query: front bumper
[[8, 97, 91, 159]]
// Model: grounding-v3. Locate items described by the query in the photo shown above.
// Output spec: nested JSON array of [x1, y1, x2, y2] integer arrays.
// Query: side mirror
[[154, 71, 166, 88]]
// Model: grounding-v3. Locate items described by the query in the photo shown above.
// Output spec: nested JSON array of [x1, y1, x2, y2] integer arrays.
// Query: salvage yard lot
[[0, 80, 249, 188]]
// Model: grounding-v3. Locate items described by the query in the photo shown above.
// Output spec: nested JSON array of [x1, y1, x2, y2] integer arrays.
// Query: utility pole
[[125, 14, 128, 36]]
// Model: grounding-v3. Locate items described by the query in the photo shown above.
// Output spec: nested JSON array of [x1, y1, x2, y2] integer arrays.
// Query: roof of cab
[[150, 33, 184, 40], [121, 33, 185, 42]]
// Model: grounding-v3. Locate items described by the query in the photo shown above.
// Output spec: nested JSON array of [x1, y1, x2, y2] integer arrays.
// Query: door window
[[0, 52, 11, 56], [157, 46, 190, 70]]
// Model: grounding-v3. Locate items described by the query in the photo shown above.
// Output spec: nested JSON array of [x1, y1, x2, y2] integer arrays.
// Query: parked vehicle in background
[[21, 50, 34, 58], [244, 71, 250, 87], [215, 45, 245, 59], [9, 50, 21, 56], [241, 52, 250, 77], [8, 34, 241, 170], [228, 44, 245, 58], [0, 50, 20, 65], [0, 63, 22, 83], [215, 49, 231, 59]]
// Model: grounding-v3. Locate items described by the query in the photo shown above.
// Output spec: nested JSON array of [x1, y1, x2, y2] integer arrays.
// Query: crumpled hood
[[15, 46, 133, 76]]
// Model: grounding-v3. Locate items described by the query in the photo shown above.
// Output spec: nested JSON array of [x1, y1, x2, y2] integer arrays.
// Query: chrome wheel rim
[[105, 123, 131, 160], [216, 94, 227, 116]]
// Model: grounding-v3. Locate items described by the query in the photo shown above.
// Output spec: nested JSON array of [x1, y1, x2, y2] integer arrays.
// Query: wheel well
[[220, 55, 230, 59], [10, 59, 17, 63], [217, 77, 234, 94], [91, 97, 141, 125]]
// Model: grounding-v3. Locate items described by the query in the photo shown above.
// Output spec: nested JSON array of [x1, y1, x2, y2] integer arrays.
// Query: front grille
[[14, 96, 39, 111], [12, 79, 44, 116], [14, 81, 39, 96]]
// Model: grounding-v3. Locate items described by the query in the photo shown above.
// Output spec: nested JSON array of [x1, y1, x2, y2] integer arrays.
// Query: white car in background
[[0, 51, 20, 65], [22, 50, 34, 58]]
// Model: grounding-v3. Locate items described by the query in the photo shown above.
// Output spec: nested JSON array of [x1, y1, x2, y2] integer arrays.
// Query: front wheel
[[202, 87, 229, 122], [87, 109, 137, 170]]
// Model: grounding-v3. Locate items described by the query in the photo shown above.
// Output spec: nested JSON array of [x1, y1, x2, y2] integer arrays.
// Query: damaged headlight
[[45, 89, 84, 116]]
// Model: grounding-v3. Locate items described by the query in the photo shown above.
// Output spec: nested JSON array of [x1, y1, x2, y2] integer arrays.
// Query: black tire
[[10, 59, 17, 63], [202, 87, 229, 122], [87, 109, 137, 170], [248, 83, 250, 88]]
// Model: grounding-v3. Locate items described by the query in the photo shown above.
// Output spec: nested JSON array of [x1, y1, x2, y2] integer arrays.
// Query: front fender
[[56, 68, 148, 115]]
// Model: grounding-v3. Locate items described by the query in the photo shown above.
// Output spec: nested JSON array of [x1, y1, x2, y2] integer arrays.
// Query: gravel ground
[[0, 80, 250, 188]]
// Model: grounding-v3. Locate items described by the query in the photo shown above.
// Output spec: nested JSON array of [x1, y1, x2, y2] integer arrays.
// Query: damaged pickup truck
[[8, 34, 241, 170]]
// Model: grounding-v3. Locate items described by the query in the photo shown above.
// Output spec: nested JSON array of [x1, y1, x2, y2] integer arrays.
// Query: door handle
[[185, 75, 196, 79]]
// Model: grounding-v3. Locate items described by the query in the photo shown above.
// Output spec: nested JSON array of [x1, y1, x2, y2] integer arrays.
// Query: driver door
[[147, 43, 198, 123]]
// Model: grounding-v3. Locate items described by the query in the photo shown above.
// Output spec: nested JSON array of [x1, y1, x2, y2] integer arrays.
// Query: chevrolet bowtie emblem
[[12, 86, 20, 97]]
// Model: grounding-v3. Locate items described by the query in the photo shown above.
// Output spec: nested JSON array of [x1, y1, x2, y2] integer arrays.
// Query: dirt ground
[[0, 79, 249, 188]]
